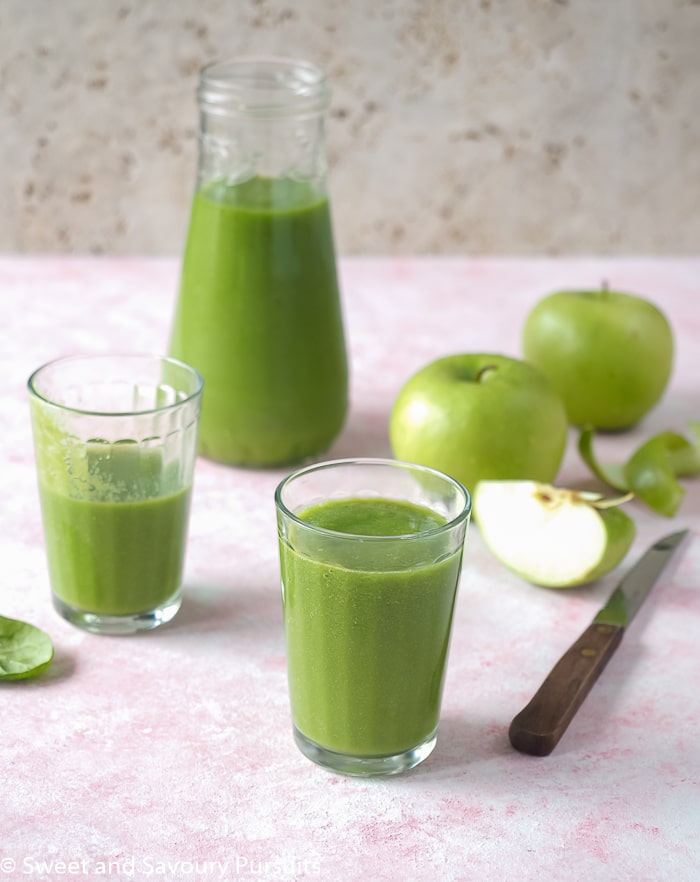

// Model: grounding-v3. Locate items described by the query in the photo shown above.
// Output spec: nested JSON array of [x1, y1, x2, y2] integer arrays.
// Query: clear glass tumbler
[[28, 354, 203, 635], [275, 458, 471, 776]]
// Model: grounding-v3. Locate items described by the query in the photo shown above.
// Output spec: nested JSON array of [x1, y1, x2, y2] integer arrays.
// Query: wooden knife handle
[[509, 622, 625, 756]]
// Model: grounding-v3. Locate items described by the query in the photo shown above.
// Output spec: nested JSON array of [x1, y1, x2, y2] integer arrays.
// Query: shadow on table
[[152, 577, 283, 638], [325, 403, 393, 460], [427, 713, 514, 774]]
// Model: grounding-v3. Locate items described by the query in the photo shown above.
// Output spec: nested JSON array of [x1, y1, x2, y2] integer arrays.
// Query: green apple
[[473, 480, 636, 587], [389, 354, 568, 494], [523, 287, 674, 430]]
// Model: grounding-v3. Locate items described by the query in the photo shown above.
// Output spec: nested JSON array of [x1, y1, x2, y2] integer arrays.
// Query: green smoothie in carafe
[[279, 497, 464, 757], [170, 176, 348, 467]]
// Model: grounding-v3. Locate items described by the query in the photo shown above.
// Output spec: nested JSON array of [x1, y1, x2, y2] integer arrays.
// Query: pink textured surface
[[1, 256, 699, 882]]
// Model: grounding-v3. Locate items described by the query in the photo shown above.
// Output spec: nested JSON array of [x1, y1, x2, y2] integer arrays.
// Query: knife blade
[[508, 529, 689, 757]]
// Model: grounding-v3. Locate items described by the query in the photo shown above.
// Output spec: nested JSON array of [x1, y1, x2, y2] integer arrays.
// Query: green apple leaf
[[578, 424, 700, 518], [0, 615, 54, 681]]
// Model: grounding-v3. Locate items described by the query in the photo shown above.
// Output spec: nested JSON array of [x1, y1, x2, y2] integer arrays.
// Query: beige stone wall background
[[1, 0, 698, 256]]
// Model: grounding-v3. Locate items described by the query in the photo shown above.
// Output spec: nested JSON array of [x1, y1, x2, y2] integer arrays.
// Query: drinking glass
[[28, 354, 203, 635], [275, 458, 471, 776]]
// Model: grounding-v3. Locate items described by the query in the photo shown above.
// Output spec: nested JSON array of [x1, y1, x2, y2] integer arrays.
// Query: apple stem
[[476, 364, 499, 383], [590, 491, 635, 510]]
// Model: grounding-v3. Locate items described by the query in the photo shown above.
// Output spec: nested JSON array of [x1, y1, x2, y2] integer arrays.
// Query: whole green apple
[[523, 288, 674, 430], [389, 354, 568, 494]]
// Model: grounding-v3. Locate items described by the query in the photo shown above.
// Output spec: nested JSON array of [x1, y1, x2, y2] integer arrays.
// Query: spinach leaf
[[0, 615, 54, 680]]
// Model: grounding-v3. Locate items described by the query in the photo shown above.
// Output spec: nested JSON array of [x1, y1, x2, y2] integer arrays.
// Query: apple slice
[[473, 480, 636, 588]]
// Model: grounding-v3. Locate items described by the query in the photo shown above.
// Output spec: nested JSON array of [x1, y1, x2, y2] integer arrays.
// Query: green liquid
[[38, 444, 191, 616], [170, 176, 348, 467], [40, 486, 190, 616], [280, 497, 463, 757]]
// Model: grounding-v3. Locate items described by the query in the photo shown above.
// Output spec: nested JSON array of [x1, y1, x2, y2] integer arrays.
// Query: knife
[[509, 529, 689, 757]]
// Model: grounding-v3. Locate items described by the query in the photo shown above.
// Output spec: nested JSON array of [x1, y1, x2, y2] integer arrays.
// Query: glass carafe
[[169, 56, 348, 468]]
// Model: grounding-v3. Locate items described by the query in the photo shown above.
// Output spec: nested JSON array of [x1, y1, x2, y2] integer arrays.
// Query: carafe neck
[[195, 56, 331, 192]]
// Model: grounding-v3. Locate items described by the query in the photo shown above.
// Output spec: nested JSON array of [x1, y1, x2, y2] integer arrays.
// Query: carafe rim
[[198, 55, 331, 118]]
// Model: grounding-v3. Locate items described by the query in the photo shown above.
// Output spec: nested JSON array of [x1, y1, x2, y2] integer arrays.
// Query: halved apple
[[473, 480, 636, 587]]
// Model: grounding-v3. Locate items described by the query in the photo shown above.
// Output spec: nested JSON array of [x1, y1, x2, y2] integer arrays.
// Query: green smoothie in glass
[[39, 483, 191, 618], [275, 459, 470, 776], [170, 176, 347, 467], [38, 442, 192, 617], [281, 498, 463, 756], [28, 354, 202, 635]]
